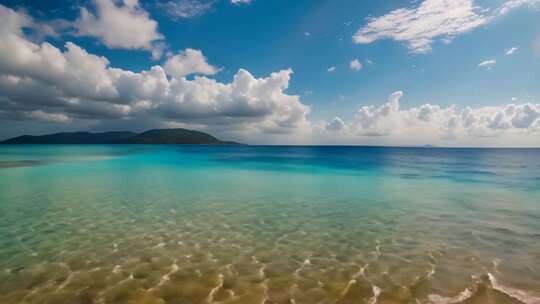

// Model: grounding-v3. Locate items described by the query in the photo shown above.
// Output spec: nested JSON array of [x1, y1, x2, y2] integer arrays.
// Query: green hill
[[1, 129, 240, 145]]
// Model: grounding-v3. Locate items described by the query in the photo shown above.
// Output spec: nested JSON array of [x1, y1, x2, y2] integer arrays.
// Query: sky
[[0, 0, 539, 146]]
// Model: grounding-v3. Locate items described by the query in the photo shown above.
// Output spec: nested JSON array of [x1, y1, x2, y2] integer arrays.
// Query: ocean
[[0, 145, 539, 304]]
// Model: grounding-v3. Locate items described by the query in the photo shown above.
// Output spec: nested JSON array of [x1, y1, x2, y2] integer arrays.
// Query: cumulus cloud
[[164, 49, 220, 78], [0, 4, 309, 136], [354, 91, 403, 136], [74, 0, 163, 52], [350, 59, 362, 71], [353, 0, 539, 54], [1, 3, 539, 146], [154, 68, 310, 133], [326, 117, 346, 132], [156, 0, 214, 19], [478, 59, 496, 70], [315, 91, 540, 146]]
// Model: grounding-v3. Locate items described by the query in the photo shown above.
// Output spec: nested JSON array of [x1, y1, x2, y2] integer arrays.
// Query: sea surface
[[0, 145, 539, 304]]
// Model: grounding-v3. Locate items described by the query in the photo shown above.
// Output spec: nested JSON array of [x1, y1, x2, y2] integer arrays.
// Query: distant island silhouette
[[0, 128, 241, 145]]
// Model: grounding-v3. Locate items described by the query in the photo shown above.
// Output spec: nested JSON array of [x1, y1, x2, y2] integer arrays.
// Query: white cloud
[[151, 42, 167, 61], [231, 0, 252, 4], [478, 59, 496, 69], [164, 49, 220, 78], [506, 47, 518, 55], [74, 0, 162, 52], [326, 117, 346, 132], [497, 0, 540, 15], [157, 0, 214, 19], [327, 66, 336, 73], [0, 5, 310, 135], [353, 0, 487, 53], [350, 59, 362, 71], [315, 91, 540, 146], [353, 0, 539, 54], [1, 3, 539, 146], [354, 91, 403, 135]]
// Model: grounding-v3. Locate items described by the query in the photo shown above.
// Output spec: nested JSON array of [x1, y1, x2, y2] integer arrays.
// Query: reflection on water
[[0, 145, 539, 304]]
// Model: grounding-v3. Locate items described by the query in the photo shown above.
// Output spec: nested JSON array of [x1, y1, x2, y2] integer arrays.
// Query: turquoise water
[[0, 145, 539, 304]]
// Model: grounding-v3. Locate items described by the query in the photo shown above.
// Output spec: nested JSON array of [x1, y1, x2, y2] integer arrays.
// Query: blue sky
[[0, 0, 539, 145]]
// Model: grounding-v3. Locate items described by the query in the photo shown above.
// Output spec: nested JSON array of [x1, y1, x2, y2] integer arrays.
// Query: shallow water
[[0, 145, 539, 304]]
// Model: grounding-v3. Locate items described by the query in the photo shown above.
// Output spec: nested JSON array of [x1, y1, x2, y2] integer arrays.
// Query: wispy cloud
[[478, 59, 496, 70], [231, 0, 252, 5], [156, 0, 215, 19], [506, 47, 518, 55], [353, 0, 487, 53], [327, 66, 336, 73], [353, 0, 539, 54], [497, 0, 540, 15]]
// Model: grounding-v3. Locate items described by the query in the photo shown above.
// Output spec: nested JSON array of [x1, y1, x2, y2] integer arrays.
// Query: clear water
[[0, 145, 539, 304]]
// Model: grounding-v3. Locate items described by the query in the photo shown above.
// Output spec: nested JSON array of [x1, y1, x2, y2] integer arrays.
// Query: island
[[0, 128, 241, 145]]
